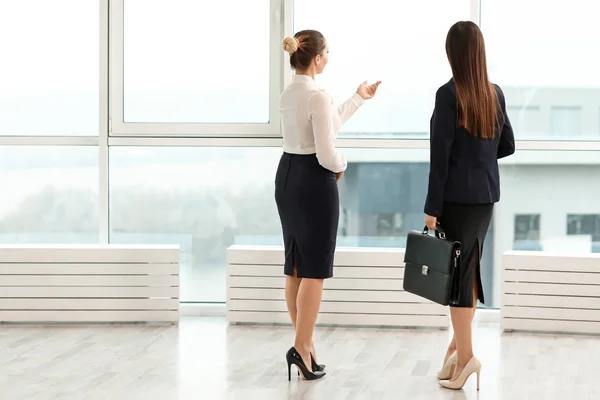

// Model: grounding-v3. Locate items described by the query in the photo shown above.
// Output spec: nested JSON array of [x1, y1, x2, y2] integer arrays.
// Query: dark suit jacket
[[424, 80, 515, 217]]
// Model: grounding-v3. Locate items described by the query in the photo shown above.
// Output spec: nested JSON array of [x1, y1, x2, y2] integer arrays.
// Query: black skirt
[[274, 152, 339, 279], [440, 202, 494, 308]]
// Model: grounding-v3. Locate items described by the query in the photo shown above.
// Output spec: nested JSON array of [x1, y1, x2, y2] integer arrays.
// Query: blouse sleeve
[[337, 93, 365, 125], [308, 91, 347, 173]]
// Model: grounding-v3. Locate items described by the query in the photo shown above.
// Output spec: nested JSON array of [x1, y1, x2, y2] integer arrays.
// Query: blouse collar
[[292, 74, 316, 84]]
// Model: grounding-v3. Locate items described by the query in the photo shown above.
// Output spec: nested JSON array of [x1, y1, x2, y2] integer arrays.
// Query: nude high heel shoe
[[437, 351, 457, 380], [438, 356, 481, 391]]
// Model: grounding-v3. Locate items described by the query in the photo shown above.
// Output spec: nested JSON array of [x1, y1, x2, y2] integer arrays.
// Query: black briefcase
[[403, 226, 461, 306]]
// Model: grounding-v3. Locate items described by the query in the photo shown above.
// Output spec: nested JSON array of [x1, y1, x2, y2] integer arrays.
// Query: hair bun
[[282, 37, 300, 54]]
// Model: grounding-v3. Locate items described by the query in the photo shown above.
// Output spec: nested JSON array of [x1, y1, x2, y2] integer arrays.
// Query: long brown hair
[[446, 21, 500, 139]]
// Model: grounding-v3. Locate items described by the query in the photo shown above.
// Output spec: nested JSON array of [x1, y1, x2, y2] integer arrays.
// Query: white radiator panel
[[502, 251, 600, 334], [0, 245, 180, 323], [227, 245, 449, 328]]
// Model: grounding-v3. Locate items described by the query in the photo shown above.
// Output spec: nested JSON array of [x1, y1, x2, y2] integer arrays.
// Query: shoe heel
[[285, 346, 325, 381], [476, 371, 480, 391]]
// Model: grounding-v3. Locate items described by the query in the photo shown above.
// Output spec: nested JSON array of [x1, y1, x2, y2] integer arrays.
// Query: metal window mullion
[[99, 0, 110, 244], [269, 0, 284, 135], [108, 0, 125, 136], [0, 136, 98, 146], [282, 0, 294, 89], [471, 0, 481, 24], [106, 136, 600, 151]]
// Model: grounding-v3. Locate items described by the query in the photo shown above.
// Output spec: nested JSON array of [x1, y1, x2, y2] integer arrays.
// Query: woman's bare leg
[[450, 251, 480, 380], [294, 278, 324, 376], [285, 267, 319, 363], [444, 293, 477, 363]]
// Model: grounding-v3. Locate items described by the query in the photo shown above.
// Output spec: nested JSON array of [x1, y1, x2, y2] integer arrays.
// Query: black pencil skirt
[[440, 202, 494, 308], [274, 152, 339, 279]]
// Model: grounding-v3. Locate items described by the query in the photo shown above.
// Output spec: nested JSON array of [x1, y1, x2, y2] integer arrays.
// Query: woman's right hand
[[425, 215, 438, 230], [336, 171, 344, 182], [356, 81, 382, 100]]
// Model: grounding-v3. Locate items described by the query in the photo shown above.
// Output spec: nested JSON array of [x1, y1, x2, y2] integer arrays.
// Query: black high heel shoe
[[298, 354, 325, 375], [286, 347, 326, 381]]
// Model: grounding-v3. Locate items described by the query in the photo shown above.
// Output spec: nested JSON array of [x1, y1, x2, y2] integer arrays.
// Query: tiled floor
[[1, 317, 599, 399]]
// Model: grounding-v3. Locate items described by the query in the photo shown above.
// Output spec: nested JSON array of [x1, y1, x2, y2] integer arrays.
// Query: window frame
[[108, 0, 284, 137], [0, 0, 598, 306], [102, 0, 600, 149], [0, 0, 105, 140]]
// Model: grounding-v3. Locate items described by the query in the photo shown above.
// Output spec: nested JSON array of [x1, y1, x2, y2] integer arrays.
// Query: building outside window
[[513, 214, 542, 251], [567, 214, 600, 253]]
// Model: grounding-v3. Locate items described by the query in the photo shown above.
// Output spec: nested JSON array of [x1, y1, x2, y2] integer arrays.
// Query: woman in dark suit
[[424, 21, 515, 390]]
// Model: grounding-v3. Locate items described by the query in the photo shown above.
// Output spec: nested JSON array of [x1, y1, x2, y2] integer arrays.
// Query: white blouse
[[279, 74, 364, 173]]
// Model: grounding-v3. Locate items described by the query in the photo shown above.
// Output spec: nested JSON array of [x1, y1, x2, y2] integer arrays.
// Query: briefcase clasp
[[422, 265, 429, 275]]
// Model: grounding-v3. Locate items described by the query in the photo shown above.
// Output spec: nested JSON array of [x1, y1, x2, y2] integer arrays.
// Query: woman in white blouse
[[276, 29, 380, 381]]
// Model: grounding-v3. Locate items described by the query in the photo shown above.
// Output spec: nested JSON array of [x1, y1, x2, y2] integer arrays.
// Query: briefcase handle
[[422, 225, 447, 240]]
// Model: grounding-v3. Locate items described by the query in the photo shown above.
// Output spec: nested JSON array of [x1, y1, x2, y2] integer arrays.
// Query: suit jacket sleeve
[[496, 86, 516, 159], [424, 86, 455, 217]]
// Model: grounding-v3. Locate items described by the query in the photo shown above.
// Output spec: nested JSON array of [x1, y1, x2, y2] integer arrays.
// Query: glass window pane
[[550, 107, 582, 137], [507, 106, 543, 139], [482, 0, 600, 140], [123, 0, 270, 123], [294, 0, 471, 138], [0, 1, 99, 136], [110, 147, 600, 307], [0, 147, 99, 243], [109, 147, 282, 302], [497, 150, 600, 304]]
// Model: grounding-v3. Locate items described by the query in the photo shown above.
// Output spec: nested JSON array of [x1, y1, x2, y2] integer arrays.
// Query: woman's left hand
[[357, 81, 382, 100], [425, 215, 438, 230]]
